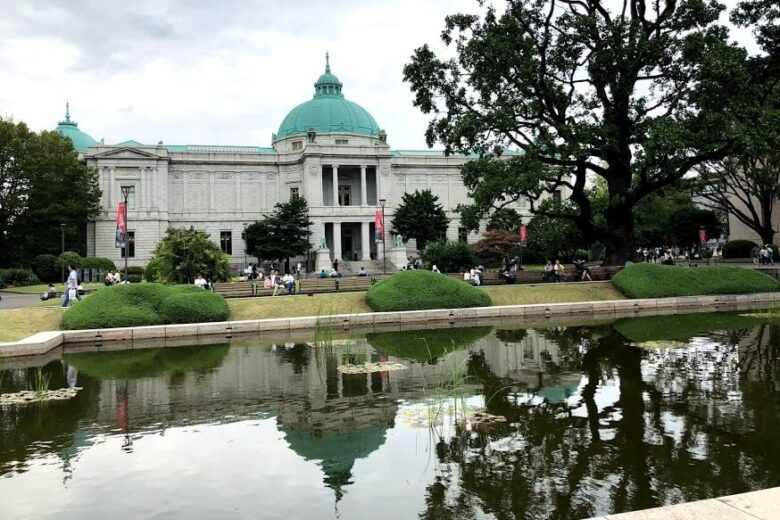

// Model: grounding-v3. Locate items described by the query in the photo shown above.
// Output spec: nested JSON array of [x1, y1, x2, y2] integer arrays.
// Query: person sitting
[[263, 276, 273, 289], [329, 268, 340, 278], [104, 271, 114, 286], [318, 269, 329, 279], [543, 260, 554, 282], [358, 266, 368, 277], [431, 264, 441, 273], [553, 260, 565, 282], [501, 267, 515, 284], [194, 273, 208, 289], [283, 272, 295, 295], [40, 283, 57, 301], [113, 270, 122, 284]]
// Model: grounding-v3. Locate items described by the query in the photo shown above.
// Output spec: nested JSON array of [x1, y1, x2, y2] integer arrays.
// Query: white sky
[[0, 0, 759, 150]]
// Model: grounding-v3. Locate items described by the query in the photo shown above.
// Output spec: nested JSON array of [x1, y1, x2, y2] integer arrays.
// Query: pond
[[1, 311, 779, 519]]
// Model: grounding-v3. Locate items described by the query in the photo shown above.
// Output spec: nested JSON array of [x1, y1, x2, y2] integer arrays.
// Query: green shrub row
[[0, 268, 40, 288], [61, 283, 230, 330], [365, 270, 491, 312], [721, 240, 758, 259], [612, 263, 780, 299], [32, 253, 117, 283]]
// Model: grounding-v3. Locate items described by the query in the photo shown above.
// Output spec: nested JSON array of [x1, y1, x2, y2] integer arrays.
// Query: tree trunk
[[604, 203, 635, 265], [759, 201, 775, 245]]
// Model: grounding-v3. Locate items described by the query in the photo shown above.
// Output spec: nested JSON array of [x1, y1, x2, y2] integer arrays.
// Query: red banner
[[699, 228, 707, 243], [375, 209, 384, 241], [115, 202, 127, 248], [520, 224, 528, 245]]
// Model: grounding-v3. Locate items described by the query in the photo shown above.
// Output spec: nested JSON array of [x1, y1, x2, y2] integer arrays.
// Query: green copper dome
[[56, 103, 97, 152], [276, 54, 380, 141]]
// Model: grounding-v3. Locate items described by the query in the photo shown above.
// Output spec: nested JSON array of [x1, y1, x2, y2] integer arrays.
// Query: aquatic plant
[[31, 367, 51, 396]]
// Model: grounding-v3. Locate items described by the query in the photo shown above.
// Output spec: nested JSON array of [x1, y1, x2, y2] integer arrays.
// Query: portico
[[323, 221, 377, 261], [321, 165, 378, 207]]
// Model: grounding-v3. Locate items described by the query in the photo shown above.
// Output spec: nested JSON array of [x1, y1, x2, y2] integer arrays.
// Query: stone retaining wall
[[2, 292, 780, 359]]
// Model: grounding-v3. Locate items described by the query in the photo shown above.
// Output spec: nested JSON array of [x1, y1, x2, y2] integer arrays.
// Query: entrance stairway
[[339, 259, 396, 275]]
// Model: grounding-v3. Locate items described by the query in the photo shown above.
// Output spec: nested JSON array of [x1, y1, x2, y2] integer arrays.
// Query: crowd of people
[[245, 263, 302, 296], [756, 244, 775, 265], [103, 270, 123, 285]]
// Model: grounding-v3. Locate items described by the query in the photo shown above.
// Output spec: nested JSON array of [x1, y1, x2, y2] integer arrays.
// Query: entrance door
[[338, 185, 351, 206], [341, 228, 353, 261]]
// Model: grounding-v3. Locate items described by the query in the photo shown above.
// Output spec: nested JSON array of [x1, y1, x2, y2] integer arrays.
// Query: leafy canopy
[[391, 189, 449, 251], [244, 196, 313, 264], [149, 227, 230, 283]]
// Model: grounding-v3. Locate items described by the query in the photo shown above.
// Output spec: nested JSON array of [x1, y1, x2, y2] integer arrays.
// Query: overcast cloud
[[0, 0, 759, 150]]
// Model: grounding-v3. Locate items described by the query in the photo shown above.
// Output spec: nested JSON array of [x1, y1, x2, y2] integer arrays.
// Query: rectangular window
[[290, 187, 300, 199], [220, 231, 232, 255], [458, 227, 468, 242], [291, 141, 303, 151], [120, 231, 135, 258], [335, 139, 349, 145], [338, 185, 351, 206], [120, 185, 136, 209]]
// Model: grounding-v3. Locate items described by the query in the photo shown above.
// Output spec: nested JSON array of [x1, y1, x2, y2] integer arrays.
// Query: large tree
[[403, 0, 746, 263], [391, 189, 449, 251], [0, 119, 101, 266], [244, 196, 313, 270], [149, 226, 230, 284]]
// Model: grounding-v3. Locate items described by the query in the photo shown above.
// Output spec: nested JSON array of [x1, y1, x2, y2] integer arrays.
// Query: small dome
[[55, 103, 97, 152], [276, 54, 380, 141]]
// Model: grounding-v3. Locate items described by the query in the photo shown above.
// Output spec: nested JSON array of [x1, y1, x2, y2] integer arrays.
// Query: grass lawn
[[0, 307, 65, 343], [2, 282, 105, 295], [0, 282, 625, 342]]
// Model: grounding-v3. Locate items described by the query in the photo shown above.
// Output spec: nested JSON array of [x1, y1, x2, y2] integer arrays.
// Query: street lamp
[[379, 198, 387, 275], [60, 223, 66, 283], [120, 186, 131, 279]]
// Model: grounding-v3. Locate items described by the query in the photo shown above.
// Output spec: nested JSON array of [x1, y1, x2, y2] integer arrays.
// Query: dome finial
[[65, 101, 71, 123], [325, 51, 331, 74]]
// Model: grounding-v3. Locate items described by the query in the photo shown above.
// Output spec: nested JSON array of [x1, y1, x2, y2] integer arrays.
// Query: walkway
[[585, 486, 780, 519], [0, 291, 41, 310]]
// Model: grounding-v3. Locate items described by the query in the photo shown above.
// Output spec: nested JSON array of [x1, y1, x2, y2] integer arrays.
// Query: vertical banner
[[374, 209, 384, 243], [698, 228, 707, 244], [519, 224, 528, 246], [115, 202, 127, 248]]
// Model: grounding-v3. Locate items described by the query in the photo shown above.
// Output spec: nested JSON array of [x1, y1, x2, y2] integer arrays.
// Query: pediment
[[88, 147, 163, 160]]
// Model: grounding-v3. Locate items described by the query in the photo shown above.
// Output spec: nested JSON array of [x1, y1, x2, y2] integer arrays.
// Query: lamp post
[[379, 198, 387, 275], [60, 223, 66, 283], [120, 186, 131, 279]]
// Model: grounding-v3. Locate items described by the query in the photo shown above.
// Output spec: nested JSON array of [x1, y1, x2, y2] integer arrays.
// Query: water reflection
[[0, 314, 778, 519]]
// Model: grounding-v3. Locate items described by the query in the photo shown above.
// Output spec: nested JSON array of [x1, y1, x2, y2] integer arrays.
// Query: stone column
[[333, 221, 342, 262], [209, 172, 216, 212], [332, 165, 339, 206], [361, 221, 370, 261], [152, 167, 159, 209], [140, 167, 146, 209], [109, 167, 116, 207], [360, 165, 367, 206]]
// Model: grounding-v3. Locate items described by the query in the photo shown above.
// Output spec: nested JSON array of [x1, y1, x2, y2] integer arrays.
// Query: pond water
[[1, 311, 779, 519]]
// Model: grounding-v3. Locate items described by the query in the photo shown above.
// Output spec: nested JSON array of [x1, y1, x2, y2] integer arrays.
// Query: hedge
[[612, 263, 780, 299], [614, 312, 758, 343], [0, 268, 41, 288], [81, 257, 117, 271], [33, 254, 61, 283], [365, 270, 491, 312], [123, 266, 145, 276], [61, 283, 230, 330], [722, 240, 759, 259], [59, 251, 82, 268]]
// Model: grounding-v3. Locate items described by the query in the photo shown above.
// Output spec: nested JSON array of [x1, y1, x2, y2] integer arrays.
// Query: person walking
[[61, 265, 81, 307], [249, 263, 259, 296]]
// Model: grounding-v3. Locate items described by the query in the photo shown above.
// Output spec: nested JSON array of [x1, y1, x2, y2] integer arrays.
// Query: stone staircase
[[339, 259, 396, 275]]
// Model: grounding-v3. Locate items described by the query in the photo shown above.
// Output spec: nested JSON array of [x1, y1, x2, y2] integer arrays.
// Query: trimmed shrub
[[81, 257, 116, 271], [145, 257, 164, 282], [420, 241, 477, 273], [365, 270, 491, 312], [33, 254, 61, 283], [126, 275, 143, 283], [160, 290, 230, 324], [722, 240, 759, 259], [573, 249, 589, 261], [366, 327, 491, 363], [61, 283, 229, 330], [612, 263, 780, 299], [123, 266, 145, 276], [59, 251, 82, 269], [614, 312, 758, 343], [0, 268, 41, 287]]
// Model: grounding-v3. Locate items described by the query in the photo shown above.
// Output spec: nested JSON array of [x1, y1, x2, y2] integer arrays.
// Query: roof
[[165, 144, 277, 154], [55, 103, 97, 152], [275, 54, 381, 141], [391, 149, 525, 158]]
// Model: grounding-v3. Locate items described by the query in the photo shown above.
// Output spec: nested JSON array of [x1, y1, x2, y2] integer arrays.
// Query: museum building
[[57, 56, 560, 270]]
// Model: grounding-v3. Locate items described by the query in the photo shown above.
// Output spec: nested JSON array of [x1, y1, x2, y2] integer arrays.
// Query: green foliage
[[614, 312, 759, 344], [420, 241, 477, 273], [403, 0, 750, 263], [391, 189, 449, 251], [149, 227, 230, 284], [144, 256, 164, 282], [80, 257, 116, 271], [634, 186, 721, 247], [722, 240, 760, 259], [472, 229, 518, 266], [63, 344, 230, 380], [365, 270, 491, 312], [126, 275, 143, 283], [0, 268, 41, 288], [123, 266, 144, 276], [0, 119, 101, 266], [366, 327, 492, 363], [58, 251, 82, 269], [244, 196, 313, 264], [527, 205, 578, 261], [32, 254, 60, 283], [486, 207, 523, 232], [574, 249, 589, 261], [612, 263, 780, 299], [61, 283, 230, 330]]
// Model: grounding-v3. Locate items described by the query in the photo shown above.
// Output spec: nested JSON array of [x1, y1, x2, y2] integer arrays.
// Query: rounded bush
[[420, 241, 477, 273], [0, 268, 41, 288], [126, 274, 143, 283], [144, 257, 164, 282], [160, 291, 230, 324], [81, 256, 117, 271], [365, 270, 491, 312], [722, 240, 759, 259], [612, 263, 780, 299], [33, 254, 61, 283], [123, 266, 145, 276], [61, 283, 230, 330], [59, 251, 82, 269]]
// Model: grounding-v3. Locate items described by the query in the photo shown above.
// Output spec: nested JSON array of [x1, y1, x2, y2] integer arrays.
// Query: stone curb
[[2, 292, 780, 359]]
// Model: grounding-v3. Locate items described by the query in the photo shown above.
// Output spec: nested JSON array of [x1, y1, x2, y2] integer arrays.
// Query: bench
[[213, 275, 384, 299], [448, 265, 622, 285]]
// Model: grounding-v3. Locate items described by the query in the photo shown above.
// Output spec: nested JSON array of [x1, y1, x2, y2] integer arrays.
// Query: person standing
[[553, 260, 565, 282], [61, 265, 81, 307], [249, 263, 259, 296]]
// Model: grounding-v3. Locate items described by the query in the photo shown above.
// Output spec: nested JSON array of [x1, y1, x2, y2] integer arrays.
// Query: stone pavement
[[0, 291, 41, 310], [584, 486, 780, 520]]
